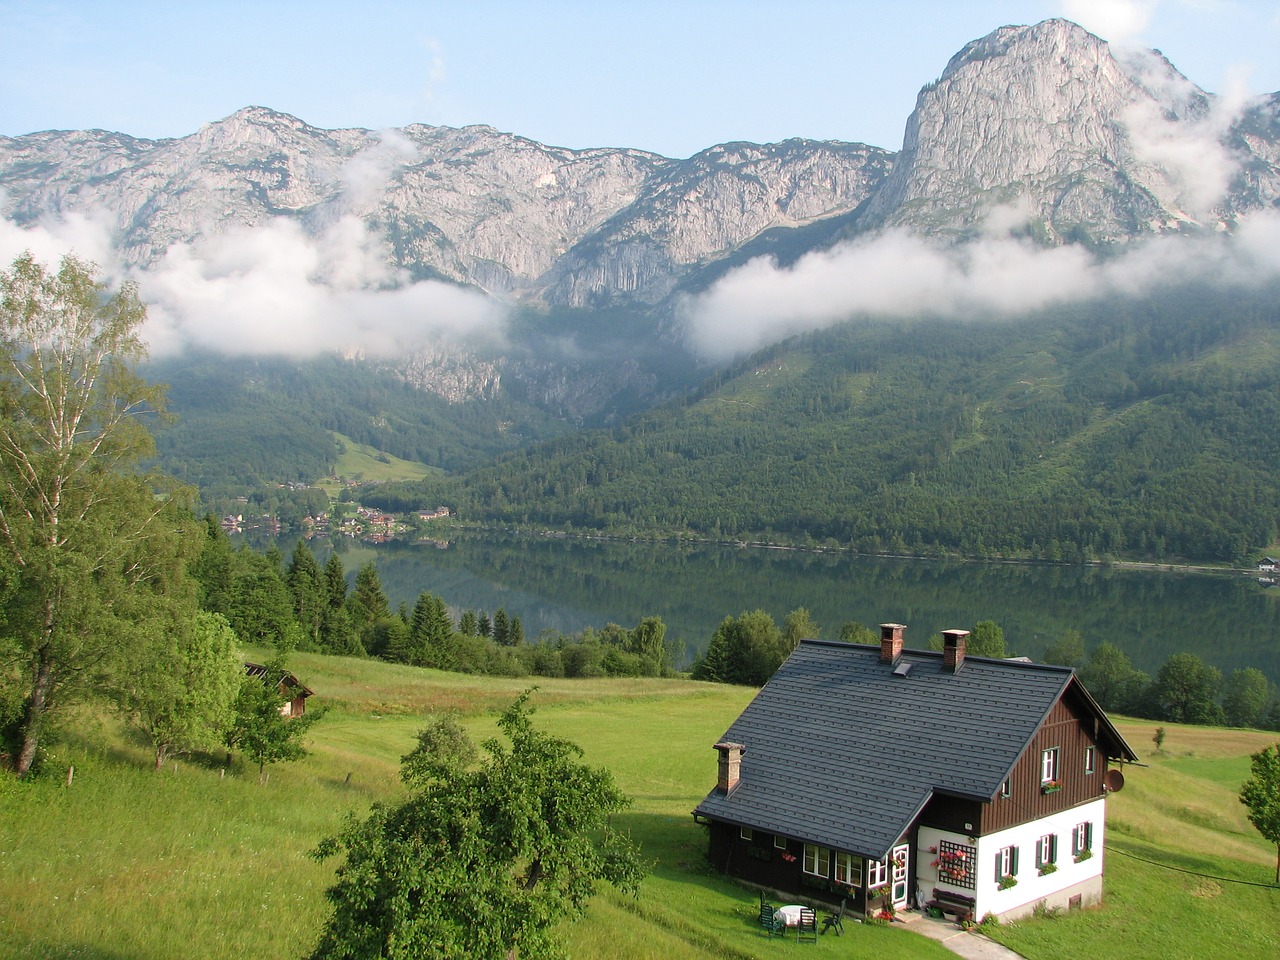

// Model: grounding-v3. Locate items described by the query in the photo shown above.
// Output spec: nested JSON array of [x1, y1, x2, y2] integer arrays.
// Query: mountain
[[5, 19, 1280, 562], [4, 19, 1277, 314], [372, 282, 1280, 564], [0, 109, 890, 308], [859, 19, 1280, 239]]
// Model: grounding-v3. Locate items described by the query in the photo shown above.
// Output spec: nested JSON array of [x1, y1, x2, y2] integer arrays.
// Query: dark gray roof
[[694, 640, 1129, 860]]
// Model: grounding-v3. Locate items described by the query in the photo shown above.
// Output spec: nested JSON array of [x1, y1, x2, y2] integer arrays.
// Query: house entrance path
[[896, 911, 1027, 960]]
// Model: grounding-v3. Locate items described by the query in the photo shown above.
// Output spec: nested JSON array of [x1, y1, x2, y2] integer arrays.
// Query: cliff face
[[861, 19, 1280, 240], [0, 108, 888, 307]]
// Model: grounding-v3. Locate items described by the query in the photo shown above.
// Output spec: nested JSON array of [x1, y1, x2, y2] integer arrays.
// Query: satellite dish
[[1104, 769, 1125, 793]]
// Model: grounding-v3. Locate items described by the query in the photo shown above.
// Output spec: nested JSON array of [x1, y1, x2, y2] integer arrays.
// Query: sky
[[3, 0, 1280, 361], [2, 0, 1280, 158]]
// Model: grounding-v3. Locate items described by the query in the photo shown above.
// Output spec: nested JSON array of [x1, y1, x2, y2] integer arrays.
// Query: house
[[1258, 557, 1279, 573], [244, 663, 313, 717], [692, 624, 1138, 922]]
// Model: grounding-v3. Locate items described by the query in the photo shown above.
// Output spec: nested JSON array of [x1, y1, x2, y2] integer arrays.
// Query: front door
[[890, 843, 909, 909]]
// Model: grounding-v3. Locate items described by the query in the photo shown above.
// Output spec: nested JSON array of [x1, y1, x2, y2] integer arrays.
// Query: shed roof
[[693, 639, 1137, 860]]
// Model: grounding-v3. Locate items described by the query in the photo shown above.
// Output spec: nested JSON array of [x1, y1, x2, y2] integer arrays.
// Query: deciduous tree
[[1151, 652, 1224, 725], [309, 692, 643, 960], [1223, 667, 1272, 729], [226, 655, 320, 781], [1239, 742, 1280, 883], [116, 610, 242, 769], [0, 253, 184, 777]]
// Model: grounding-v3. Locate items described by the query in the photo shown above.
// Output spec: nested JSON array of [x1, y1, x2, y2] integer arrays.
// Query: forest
[[365, 283, 1280, 564]]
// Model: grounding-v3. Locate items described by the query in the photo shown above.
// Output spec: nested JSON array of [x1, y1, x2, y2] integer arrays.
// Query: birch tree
[[0, 252, 179, 776]]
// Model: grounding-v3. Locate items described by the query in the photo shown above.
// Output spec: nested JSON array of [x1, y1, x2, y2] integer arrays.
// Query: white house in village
[[694, 624, 1138, 921]]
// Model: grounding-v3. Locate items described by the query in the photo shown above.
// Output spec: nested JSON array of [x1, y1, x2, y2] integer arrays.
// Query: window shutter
[[1085, 822, 1093, 850], [1050, 835, 1058, 863], [1012, 846, 1019, 874], [994, 850, 1003, 880]]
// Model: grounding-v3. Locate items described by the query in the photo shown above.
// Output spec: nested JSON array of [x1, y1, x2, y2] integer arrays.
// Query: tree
[[1042, 629, 1085, 668], [347, 562, 389, 646], [287, 541, 325, 649], [309, 692, 643, 960], [782, 607, 819, 654], [627, 616, 667, 674], [225, 547, 294, 648], [493, 608, 511, 646], [319, 553, 359, 654], [115, 610, 242, 769], [968, 620, 1007, 659], [0, 253, 184, 777], [1078, 641, 1147, 713], [1151, 652, 1225, 725], [1239, 742, 1280, 883], [226, 655, 320, 782], [838, 621, 877, 644], [693, 610, 783, 686], [1223, 667, 1272, 729]]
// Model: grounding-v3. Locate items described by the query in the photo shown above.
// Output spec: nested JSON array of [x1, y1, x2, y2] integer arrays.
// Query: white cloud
[[338, 129, 420, 209], [0, 197, 121, 279], [0, 204, 508, 359], [1062, 0, 1159, 43], [680, 209, 1280, 363], [139, 215, 507, 357]]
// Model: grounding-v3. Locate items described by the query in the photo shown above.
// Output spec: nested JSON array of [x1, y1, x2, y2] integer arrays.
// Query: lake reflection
[[319, 532, 1280, 684]]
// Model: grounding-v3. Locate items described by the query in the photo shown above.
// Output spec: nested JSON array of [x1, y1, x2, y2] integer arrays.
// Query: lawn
[[2, 659, 1276, 959]]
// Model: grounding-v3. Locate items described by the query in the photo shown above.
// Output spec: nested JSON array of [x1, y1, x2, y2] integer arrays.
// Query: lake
[[316, 531, 1280, 684]]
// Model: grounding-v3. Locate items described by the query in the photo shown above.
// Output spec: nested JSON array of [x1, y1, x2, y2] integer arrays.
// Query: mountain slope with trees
[[374, 282, 1280, 564]]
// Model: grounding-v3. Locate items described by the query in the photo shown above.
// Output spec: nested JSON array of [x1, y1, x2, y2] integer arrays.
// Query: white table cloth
[[774, 904, 806, 926]]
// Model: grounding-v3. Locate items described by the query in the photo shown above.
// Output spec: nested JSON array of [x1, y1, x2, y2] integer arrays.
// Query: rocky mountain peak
[[861, 18, 1256, 240]]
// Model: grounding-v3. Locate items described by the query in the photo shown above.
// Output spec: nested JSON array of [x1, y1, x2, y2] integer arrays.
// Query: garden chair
[[758, 902, 786, 937], [797, 907, 818, 942], [821, 898, 846, 935]]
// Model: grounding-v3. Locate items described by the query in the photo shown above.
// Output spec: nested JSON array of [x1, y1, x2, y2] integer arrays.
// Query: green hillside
[[376, 284, 1280, 564], [147, 352, 567, 498], [1, 656, 1276, 959]]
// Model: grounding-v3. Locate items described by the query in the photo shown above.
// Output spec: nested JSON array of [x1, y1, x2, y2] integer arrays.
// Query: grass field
[[2, 654, 1277, 959], [314, 432, 440, 497]]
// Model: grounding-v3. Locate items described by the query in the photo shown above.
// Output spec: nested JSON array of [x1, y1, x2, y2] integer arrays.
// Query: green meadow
[[2, 653, 1277, 959]]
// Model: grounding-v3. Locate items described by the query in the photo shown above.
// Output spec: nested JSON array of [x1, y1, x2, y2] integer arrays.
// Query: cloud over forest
[[0, 203, 508, 360], [678, 209, 1280, 363]]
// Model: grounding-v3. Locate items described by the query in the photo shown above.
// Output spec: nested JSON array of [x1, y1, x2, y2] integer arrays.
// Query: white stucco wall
[[917, 797, 1107, 920]]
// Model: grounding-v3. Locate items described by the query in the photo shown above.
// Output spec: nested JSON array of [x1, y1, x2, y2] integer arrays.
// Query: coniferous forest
[[363, 283, 1280, 564]]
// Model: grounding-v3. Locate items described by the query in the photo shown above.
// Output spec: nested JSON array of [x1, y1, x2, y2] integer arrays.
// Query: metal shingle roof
[[693, 640, 1080, 860]]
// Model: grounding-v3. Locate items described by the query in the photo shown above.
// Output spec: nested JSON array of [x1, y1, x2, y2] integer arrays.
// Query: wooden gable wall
[[979, 688, 1107, 834]]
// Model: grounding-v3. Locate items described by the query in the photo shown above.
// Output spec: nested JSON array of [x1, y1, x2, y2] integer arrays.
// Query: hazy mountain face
[[2, 18, 1279, 387]]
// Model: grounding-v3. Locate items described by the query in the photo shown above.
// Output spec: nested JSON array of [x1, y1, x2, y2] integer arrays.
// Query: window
[[999, 777, 1011, 798], [1036, 833, 1057, 869], [1072, 821, 1093, 857], [1041, 747, 1060, 784], [833, 851, 862, 886], [995, 845, 1019, 882], [1084, 745, 1097, 774], [866, 856, 888, 889], [933, 839, 976, 889], [774, 834, 788, 849], [740, 826, 753, 841], [803, 843, 830, 878]]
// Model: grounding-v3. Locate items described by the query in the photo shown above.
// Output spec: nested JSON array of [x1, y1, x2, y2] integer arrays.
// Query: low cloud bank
[[679, 209, 1280, 363], [0, 210, 508, 358], [0, 133, 508, 359]]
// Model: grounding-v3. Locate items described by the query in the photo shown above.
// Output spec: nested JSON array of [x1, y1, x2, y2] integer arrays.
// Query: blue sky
[[2, 0, 1279, 158]]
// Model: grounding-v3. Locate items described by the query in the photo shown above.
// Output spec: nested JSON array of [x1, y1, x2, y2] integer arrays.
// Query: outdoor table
[[774, 904, 806, 927]]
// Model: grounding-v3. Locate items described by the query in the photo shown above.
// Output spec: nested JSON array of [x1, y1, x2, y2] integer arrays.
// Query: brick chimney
[[714, 741, 745, 793], [879, 623, 906, 664], [942, 629, 970, 673]]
